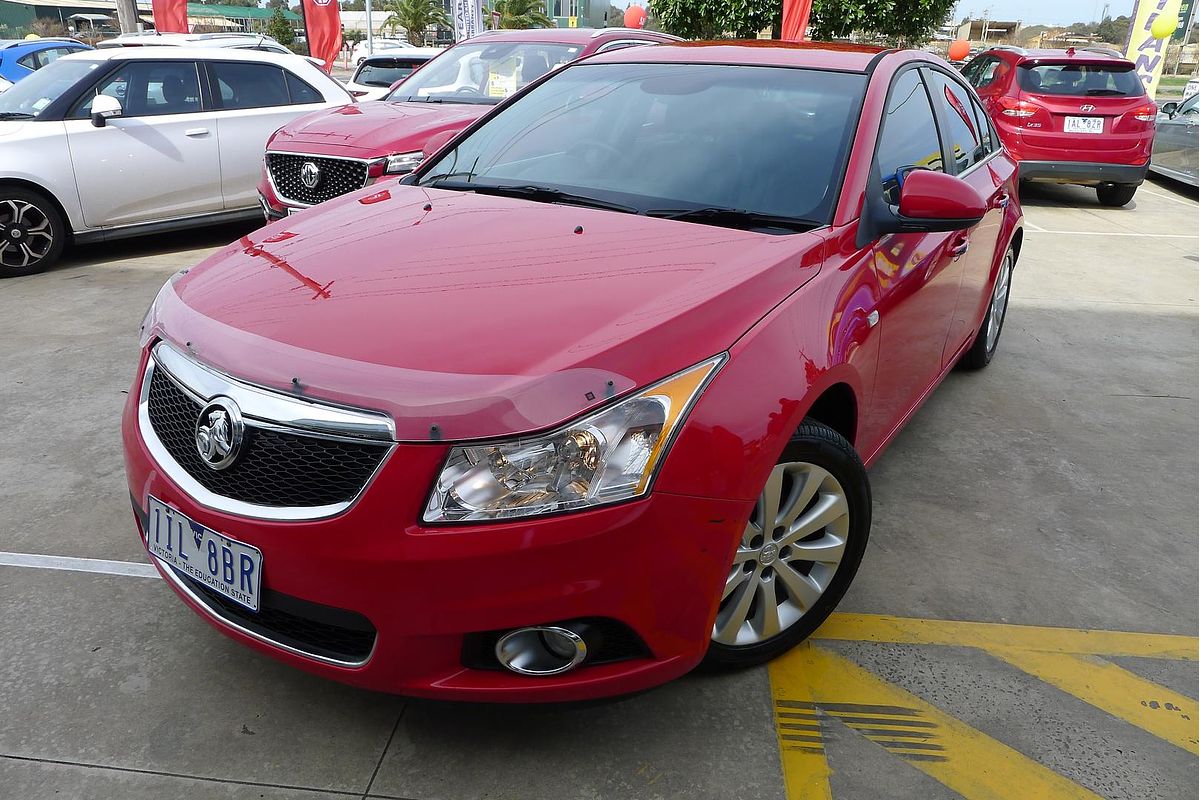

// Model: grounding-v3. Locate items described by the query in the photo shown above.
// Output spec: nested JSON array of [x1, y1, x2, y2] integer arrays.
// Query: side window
[[17, 51, 44, 70], [925, 70, 983, 173], [595, 40, 652, 54], [285, 72, 323, 104], [1180, 95, 1199, 115], [961, 57, 983, 85], [41, 47, 72, 66], [210, 62, 289, 110], [876, 69, 943, 205], [968, 95, 996, 156], [73, 61, 202, 118]]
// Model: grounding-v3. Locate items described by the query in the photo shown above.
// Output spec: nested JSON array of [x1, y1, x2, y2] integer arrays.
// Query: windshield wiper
[[0, 112, 35, 120], [427, 180, 640, 214], [1084, 88, 1125, 96], [644, 206, 818, 233]]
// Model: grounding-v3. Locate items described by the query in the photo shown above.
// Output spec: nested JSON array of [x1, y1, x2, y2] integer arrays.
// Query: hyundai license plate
[[1064, 116, 1104, 134], [146, 496, 262, 612]]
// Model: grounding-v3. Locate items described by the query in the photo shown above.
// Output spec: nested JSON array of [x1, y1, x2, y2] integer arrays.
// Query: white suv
[[0, 47, 350, 276], [97, 32, 294, 55]]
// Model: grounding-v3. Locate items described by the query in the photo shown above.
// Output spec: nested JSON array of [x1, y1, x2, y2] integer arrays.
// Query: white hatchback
[[344, 48, 440, 100], [0, 47, 350, 276]]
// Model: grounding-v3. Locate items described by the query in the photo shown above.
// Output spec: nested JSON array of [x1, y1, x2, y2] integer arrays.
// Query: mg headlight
[[423, 356, 725, 523], [384, 150, 425, 175]]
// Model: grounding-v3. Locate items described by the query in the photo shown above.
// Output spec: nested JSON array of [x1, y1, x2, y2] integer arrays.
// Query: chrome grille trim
[[265, 151, 372, 208], [138, 342, 395, 521]]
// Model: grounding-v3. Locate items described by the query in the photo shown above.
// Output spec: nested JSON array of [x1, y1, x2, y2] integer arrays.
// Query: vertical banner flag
[[151, 0, 188, 33], [781, 0, 813, 41], [453, 0, 484, 41], [302, 0, 343, 73], [1124, 0, 1184, 98], [1173, 0, 1196, 41]]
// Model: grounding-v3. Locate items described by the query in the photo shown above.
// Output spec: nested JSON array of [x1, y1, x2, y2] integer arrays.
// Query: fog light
[[495, 626, 587, 676]]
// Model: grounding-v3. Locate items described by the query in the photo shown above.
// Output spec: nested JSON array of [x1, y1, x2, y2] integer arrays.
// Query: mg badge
[[300, 161, 322, 190], [195, 397, 244, 471], [1079, 104, 1096, 112]]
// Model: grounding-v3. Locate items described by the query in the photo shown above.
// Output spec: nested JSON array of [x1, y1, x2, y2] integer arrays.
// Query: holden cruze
[[123, 42, 1024, 702]]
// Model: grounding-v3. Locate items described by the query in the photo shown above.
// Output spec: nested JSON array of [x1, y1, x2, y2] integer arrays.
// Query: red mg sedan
[[123, 42, 1023, 702]]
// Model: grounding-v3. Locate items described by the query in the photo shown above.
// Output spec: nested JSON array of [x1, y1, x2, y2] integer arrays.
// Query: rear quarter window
[[1018, 63, 1144, 97]]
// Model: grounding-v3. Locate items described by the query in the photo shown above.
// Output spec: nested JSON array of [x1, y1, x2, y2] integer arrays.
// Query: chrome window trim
[[138, 342, 396, 521], [156, 558, 374, 668], [264, 150, 375, 208]]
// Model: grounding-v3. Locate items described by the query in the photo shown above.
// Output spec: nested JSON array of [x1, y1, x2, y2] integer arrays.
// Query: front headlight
[[384, 150, 425, 174], [423, 356, 725, 523]]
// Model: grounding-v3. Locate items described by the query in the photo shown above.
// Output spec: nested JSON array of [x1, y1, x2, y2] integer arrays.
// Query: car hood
[[150, 187, 826, 441], [268, 100, 490, 158]]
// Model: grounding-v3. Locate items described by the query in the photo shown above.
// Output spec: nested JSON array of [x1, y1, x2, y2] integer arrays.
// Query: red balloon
[[948, 39, 970, 62], [624, 5, 647, 28]]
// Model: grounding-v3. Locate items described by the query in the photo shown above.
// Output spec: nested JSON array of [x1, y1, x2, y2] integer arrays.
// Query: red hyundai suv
[[125, 42, 1023, 702], [962, 46, 1156, 206], [257, 27, 677, 219]]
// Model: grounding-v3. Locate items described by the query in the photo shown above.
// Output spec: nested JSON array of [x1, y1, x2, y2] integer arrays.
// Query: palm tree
[[493, 0, 554, 29], [382, 0, 450, 46]]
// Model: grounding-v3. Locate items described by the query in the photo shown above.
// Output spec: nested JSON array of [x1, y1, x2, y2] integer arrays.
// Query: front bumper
[[1017, 160, 1150, 185], [121, 353, 750, 702]]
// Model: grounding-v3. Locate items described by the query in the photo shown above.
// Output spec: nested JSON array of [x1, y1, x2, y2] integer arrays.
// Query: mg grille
[[266, 152, 369, 206]]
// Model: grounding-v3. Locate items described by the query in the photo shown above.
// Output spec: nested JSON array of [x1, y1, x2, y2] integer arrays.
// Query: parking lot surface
[[1, 177, 1196, 800]]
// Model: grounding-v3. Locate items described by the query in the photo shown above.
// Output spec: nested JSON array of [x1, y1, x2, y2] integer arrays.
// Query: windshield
[[1018, 62, 1144, 96], [385, 41, 581, 105], [419, 62, 866, 230], [355, 57, 430, 87], [0, 58, 102, 118]]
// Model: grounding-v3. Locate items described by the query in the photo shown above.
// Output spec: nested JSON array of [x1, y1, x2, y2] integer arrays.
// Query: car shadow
[[46, 220, 264, 276]]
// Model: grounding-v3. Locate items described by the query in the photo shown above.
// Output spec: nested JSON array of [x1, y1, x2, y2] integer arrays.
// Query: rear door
[[205, 60, 333, 209], [1014, 60, 1150, 162], [1154, 95, 1199, 179], [922, 68, 1011, 365], [63, 59, 222, 228]]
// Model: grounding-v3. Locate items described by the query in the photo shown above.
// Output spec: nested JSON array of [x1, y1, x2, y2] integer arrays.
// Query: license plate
[[1064, 116, 1104, 134], [146, 496, 263, 612]]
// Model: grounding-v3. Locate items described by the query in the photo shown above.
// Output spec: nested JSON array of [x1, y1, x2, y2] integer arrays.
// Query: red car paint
[[961, 47, 1155, 186], [258, 27, 678, 218], [125, 42, 1024, 701]]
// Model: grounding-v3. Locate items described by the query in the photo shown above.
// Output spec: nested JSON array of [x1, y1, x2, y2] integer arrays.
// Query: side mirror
[[421, 129, 457, 160], [892, 169, 987, 232], [90, 94, 122, 127], [1160, 101, 1178, 118]]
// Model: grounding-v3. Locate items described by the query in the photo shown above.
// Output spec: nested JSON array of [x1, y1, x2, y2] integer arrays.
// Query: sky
[[950, 0, 1139, 26]]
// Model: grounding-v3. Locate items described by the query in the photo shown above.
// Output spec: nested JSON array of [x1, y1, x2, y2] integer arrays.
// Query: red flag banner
[[781, 0, 813, 41], [151, 0, 188, 34], [302, 0, 342, 73]]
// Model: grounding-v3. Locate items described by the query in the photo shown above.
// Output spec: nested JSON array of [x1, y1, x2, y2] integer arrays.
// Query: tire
[[1096, 182, 1138, 207], [703, 420, 871, 670], [958, 246, 1014, 371], [0, 188, 66, 278]]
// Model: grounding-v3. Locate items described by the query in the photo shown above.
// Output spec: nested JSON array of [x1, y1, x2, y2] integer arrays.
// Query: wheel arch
[[0, 178, 75, 243], [799, 382, 858, 448]]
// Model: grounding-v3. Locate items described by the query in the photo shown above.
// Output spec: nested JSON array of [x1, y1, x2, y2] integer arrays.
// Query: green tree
[[382, 0, 450, 45], [1095, 15, 1131, 45], [493, 0, 554, 29], [649, 0, 956, 44], [266, 6, 295, 46]]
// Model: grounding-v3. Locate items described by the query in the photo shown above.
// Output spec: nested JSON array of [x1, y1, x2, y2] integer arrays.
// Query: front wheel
[[1096, 182, 1138, 207], [0, 189, 65, 278], [704, 420, 871, 669], [958, 247, 1014, 370]]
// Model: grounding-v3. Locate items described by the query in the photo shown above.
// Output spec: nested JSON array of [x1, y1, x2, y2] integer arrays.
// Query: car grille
[[145, 368, 389, 509], [173, 567, 377, 664], [266, 152, 369, 206]]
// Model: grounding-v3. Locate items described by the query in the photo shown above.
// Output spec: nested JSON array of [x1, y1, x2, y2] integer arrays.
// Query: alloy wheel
[[0, 199, 55, 270], [985, 252, 1013, 353], [712, 462, 850, 647]]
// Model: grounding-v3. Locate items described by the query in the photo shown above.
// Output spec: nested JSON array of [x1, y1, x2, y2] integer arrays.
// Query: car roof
[[587, 40, 886, 71], [0, 38, 87, 51], [361, 47, 441, 59], [470, 27, 674, 45], [99, 32, 282, 48], [58, 46, 308, 65], [986, 46, 1133, 64]]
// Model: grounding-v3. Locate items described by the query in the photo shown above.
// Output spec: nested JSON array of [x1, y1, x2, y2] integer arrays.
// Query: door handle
[[995, 192, 1010, 209], [949, 235, 970, 258], [185, 128, 209, 137]]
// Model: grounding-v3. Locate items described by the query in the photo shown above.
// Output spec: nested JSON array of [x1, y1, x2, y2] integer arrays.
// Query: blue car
[[0, 38, 91, 84]]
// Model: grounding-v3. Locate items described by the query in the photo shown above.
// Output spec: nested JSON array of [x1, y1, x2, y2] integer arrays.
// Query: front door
[[64, 60, 222, 228], [860, 68, 964, 445]]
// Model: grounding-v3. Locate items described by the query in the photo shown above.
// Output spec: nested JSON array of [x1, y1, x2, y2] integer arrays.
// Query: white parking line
[[1139, 187, 1200, 207], [1026, 230, 1199, 238], [0, 551, 160, 579]]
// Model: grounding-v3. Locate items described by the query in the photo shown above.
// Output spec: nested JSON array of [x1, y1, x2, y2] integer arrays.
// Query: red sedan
[[123, 41, 1023, 702]]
